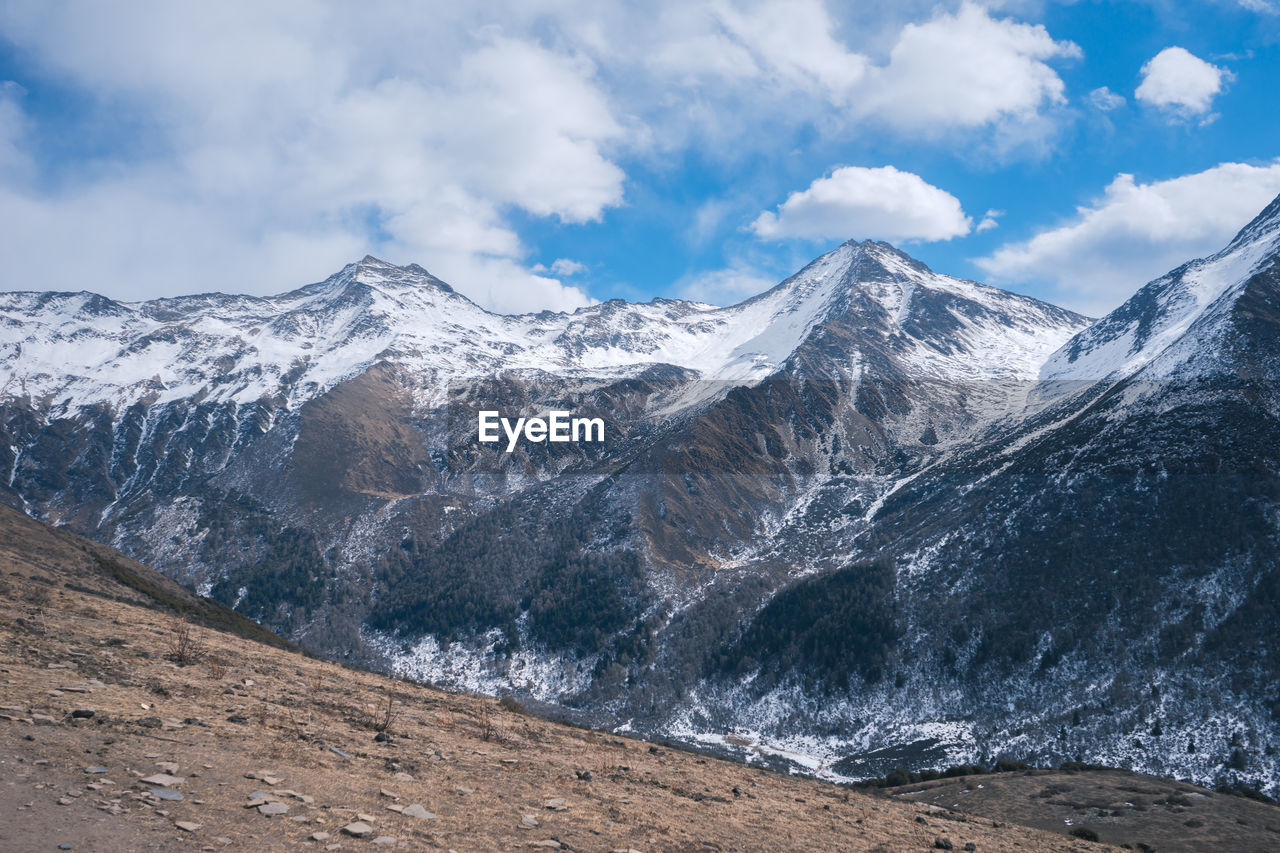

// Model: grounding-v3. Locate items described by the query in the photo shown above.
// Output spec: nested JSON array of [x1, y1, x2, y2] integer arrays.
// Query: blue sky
[[0, 1, 1278, 316]]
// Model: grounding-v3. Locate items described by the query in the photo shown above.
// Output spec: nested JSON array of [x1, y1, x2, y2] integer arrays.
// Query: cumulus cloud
[[976, 161, 1280, 315], [1088, 86, 1126, 111], [975, 209, 1003, 232], [639, 1, 1078, 144], [1135, 47, 1231, 117], [857, 3, 1080, 132], [750, 166, 972, 244]]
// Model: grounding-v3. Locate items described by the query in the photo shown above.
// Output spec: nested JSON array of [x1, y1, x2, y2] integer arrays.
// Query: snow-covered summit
[[1042, 192, 1280, 383], [0, 242, 1090, 414]]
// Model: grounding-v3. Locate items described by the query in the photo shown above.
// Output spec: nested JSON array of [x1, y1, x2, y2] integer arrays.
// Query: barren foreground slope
[[1, 504, 1102, 852]]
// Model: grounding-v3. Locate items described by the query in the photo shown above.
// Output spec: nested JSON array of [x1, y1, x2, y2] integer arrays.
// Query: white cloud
[[976, 161, 1280, 315], [1135, 47, 1231, 117], [1088, 86, 1126, 111], [976, 209, 1004, 232], [0, 3, 619, 313], [1237, 0, 1277, 13], [857, 3, 1080, 132], [750, 166, 972, 243], [676, 263, 779, 306], [0, 1, 1085, 310], [549, 259, 588, 276], [0, 83, 31, 178], [712, 0, 869, 102]]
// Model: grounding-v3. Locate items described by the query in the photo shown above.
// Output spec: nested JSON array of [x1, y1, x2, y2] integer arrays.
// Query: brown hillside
[[885, 766, 1280, 852], [1, 504, 1105, 851]]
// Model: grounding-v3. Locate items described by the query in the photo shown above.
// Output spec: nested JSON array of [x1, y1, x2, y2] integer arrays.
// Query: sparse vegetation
[[363, 693, 399, 733], [165, 615, 207, 665]]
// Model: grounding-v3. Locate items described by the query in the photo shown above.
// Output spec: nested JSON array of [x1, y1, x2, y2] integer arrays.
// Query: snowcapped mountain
[[1, 242, 1083, 416], [1043, 193, 1280, 384], [3, 197, 1279, 797], [682, 192, 1280, 794]]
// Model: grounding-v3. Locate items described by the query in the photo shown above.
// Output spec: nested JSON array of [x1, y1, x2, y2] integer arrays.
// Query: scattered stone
[[58, 845, 72, 851], [393, 771, 414, 782], [519, 814, 539, 829], [357, 813, 377, 822], [149, 788, 184, 802], [71, 709, 95, 719], [402, 804, 437, 820], [258, 802, 289, 816], [154, 761, 179, 774], [374, 732, 392, 743], [454, 786, 474, 795], [32, 713, 58, 725], [58, 797, 74, 805], [140, 774, 184, 787], [379, 788, 399, 799], [372, 838, 397, 846], [528, 841, 562, 849], [648, 746, 661, 755], [342, 821, 373, 837], [138, 716, 163, 728], [386, 804, 404, 813], [175, 821, 202, 832], [328, 746, 351, 760], [963, 845, 976, 852], [543, 797, 567, 811], [245, 798, 270, 808], [84, 766, 108, 774], [226, 714, 248, 724], [732, 786, 743, 797], [309, 832, 331, 842], [610, 849, 645, 853], [934, 838, 954, 851]]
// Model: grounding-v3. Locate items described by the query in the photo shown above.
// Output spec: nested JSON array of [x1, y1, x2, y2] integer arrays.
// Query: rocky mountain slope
[[1, 503, 1110, 852], [3, 195, 1279, 800]]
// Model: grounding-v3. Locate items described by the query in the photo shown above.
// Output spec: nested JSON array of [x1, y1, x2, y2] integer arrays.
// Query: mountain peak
[[344, 256, 454, 294], [1043, 192, 1280, 383], [1224, 191, 1280, 255]]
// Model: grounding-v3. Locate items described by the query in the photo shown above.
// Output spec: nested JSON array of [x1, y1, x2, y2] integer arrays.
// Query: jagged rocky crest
[[3, 194, 1280, 795]]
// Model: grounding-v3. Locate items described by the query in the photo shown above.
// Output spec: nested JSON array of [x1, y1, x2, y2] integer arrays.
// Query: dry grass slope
[[1, 504, 1106, 851]]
